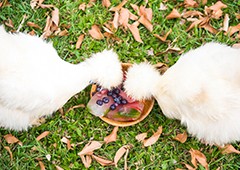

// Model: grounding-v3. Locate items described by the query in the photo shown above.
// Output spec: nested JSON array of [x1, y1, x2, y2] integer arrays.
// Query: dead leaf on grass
[[51, 7, 59, 27], [113, 11, 120, 29], [130, 4, 140, 16], [104, 126, 118, 144], [227, 24, 240, 36], [139, 5, 153, 21], [159, 3, 167, 11], [138, 15, 153, 32], [189, 148, 209, 170], [39, 161, 45, 170], [61, 137, 72, 150], [79, 3, 86, 11], [143, 126, 162, 147], [174, 132, 188, 143], [36, 131, 50, 141], [66, 104, 85, 113], [4, 18, 14, 28], [184, 163, 196, 170], [80, 155, 92, 168], [209, 1, 227, 12], [41, 16, 52, 39], [222, 14, 229, 32], [166, 9, 181, 20], [220, 144, 240, 154], [78, 141, 103, 156], [119, 8, 130, 29], [127, 21, 143, 43], [89, 25, 104, 40], [200, 23, 218, 34], [102, 0, 111, 8], [27, 22, 41, 29], [92, 154, 114, 166], [110, 0, 128, 12], [232, 43, 240, 49], [4, 134, 22, 146], [184, 0, 198, 8], [4, 146, 13, 161], [55, 165, 64, 170], [57, 29, 68, 36], [182, 11, 203, 18], [154, 29, 172, 42], [236, 13, 240, 20], [135, 132, 148, 142], [76, 34, 85, 49], [114, 144, 132, 167]]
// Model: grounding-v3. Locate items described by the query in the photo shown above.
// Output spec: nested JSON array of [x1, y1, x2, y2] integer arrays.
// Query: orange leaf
[[189, 148, 209, 170], [143, 126, 162, 147], [39, 161, 46, 170], [89, 25, 104, 40], [4, 134, 22, 146], [104, 126, 118, 144], [80, 155, 92, 168], [114, 145, 131, 167], [36, 131, 50, 141], [127, 21, 143, 43], [166, 9, 181, 20], [4, 146, 13, 161], [154, 29, 172, 42], [78, 141, 103, 156], [79, 3, 86, 11], [27, 22, 41, 29], [110, 0, 127, 11], [102, 0, 111, 8], [184, 0, 198, 7], [135, 132, 148, 142], [174, 132, 188, 143], [92, 155, 114, 166], [221, 144, 240, 154], [138, 15, 153, 32], [119, 8, 130, 29], [76, 34, 85, 49]]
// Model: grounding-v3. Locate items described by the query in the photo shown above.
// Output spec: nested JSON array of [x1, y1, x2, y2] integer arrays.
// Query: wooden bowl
[[89, 63, 155, 127]]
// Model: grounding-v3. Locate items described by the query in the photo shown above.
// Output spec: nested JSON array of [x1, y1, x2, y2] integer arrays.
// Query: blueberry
[[112, 93, 118, 98], [102, 97, 109, 103], [113, 88, 120, 94], [96, 100, 103, 106], [107, 91, 113, 96], [114, 97, 121, 104], [121, 99, 128, 104], [96, 86, 102, 92], [110, 104, 116, 110]]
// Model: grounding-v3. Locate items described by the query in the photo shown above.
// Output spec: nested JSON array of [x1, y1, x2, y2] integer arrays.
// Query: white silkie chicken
[[124, 42, 240, 145], [0, 26, 123, 131]]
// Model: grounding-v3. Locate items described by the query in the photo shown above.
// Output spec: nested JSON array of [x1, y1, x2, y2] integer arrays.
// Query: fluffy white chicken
[[124, 42, 240, 145], [0, 26, 123, 131]]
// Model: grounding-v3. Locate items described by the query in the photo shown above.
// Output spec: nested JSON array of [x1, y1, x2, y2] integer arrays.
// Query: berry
[[121, 99, 128, 105], [102, 97, 109, 103], [107, 91, 113, 96], [96, 86, 102, 92], [114, 97, 121, 104], [110, 104, 116, 110], [112, 93, 118, 99], [113, 88, 120, 94], [96, 100, 103, 106]]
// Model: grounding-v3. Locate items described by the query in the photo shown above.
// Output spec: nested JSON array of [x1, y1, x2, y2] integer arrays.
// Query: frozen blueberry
[[110, 104, 116, 110], [114, 97, 121, 104], [102, 97, 109, 103], [121, 99, 128, 105], [96, 100, 103, 106]]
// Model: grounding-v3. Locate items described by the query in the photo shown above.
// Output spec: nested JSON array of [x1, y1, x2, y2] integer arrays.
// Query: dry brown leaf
[[79, 3, 86, 11], [119, 8, 130, 29], [76, 34, 85, 49], [139, 5, 152, 21], [110, 0, 127, 12], [36, 131, 50, 141], [39, 4, 54, 9], [166, 9, 181, 20], [0, 0, 10, 8], [232, 43, 240, 49], [138, 15, 153, 32], [80, 155, 92, 168], [174, 132, 188, 143], [200, 23, 218, 34], [4, 146, 13, 161], [114, 145, 131, 167], [66, 104, 85, 113], [143, 126, 162, 147], [41, 16, 52, 39], [135, 132, 148, 142], [227, 24, 240, 36], [92, 155, 114, 166], [184, 163, 196, 170], [124, 146, 130, 170], [236, 13, 240, 20], [189, 148, 209, 170], [27, 22, 41, 29], [127, 21, 143, 43], [55, 165, 64, 170], [39, 161, 45, 170], [154, 29, 172, 42], [159, 3, 167, 11], [209, 1, 227, 12], [57, 29, 68, 36], [220, 144, 240, 154], [61, 137, 72, 150], [52, 7, 59, 27], [130, 4, 140, 16], [186, 18, 204, 32], [113, 11, 120, 29], [201, 0, 207, 5], [102, 0, 111, 8], [222, 14, 229, 32], [89, 25, 104, 40], [4, 18, 14, 28], [87, 0, 96, 8], [128, 10, 139, 20], [184, 0, 198, 7], [104, 126, 118, 144], [78, 141, 103, 156], [182, 11, 203, 18], [4, 134, 22, 145]]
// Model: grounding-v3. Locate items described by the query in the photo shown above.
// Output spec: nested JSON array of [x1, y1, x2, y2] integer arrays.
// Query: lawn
[[0, 0, 240, 169]]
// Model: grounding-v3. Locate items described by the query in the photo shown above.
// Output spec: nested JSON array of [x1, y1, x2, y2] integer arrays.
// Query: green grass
[[0, 0, 240, 169]]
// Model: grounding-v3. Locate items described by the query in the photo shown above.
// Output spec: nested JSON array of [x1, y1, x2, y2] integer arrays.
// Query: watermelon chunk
[[87, 85, 144, 122]]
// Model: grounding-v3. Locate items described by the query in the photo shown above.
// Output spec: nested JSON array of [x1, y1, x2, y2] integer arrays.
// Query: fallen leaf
[[124, 146, 130, 170], [189, 148, 208, 170], [186, 17, 204, 32], [154, 29, 172, 42], [46, 154, 51, 161], [128, 10, 139, 20], [27, 22, 41, 29], [78, 141, 103, 156], [57, 29, 68, 36], [118, 8, 129, 29], [222, 14, 229, 32], [174, 132, 188, 143], [220, 144, 240, 154], [79, 3, 86, 11], [61, 137, 72, 150], [184, 0, 198, 7], [236, 13, 240, 20], [36, 131, 50, 141], [41, 16, 52, 39], [4, 146, 13, 161], [127, 21, 143, 43], [66, 104, 85, 113], [201, 0, 207, 5], [55, 165, 64, 170], [51, 7, 59, 27], [4, 134, 22, 146], [200, 23, 218, 34], [4, 18, 14, 28], [184, 163, 196, 170], [130, 4, 140, 16], [102, 0, 111, 8], [110, 0, 127, 12], [39, 161, 45, 170], [138, 15, 153, 32], [135, 132, 148, 142], [80, 155, 92, 168], [76, 34, 85, 49], [209, 1, 227, 12], [159, 3, 167, 11], [104, 126, 118, 144], [139, 5, 152, 21], [92, 155, 114, 166], [182, 11, 203, 18], [232, 43, 240, 49], [166, 9, 181, 20], [89, 25, 104, 40], [87, 0, 96, 8], [147, 48, 154, 56], [227, 24, 240, 36], [114, 145, 131, 167], [28, 30, 36, 35], [143, 126, 162, 147], [113, 11, 120, 29]]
